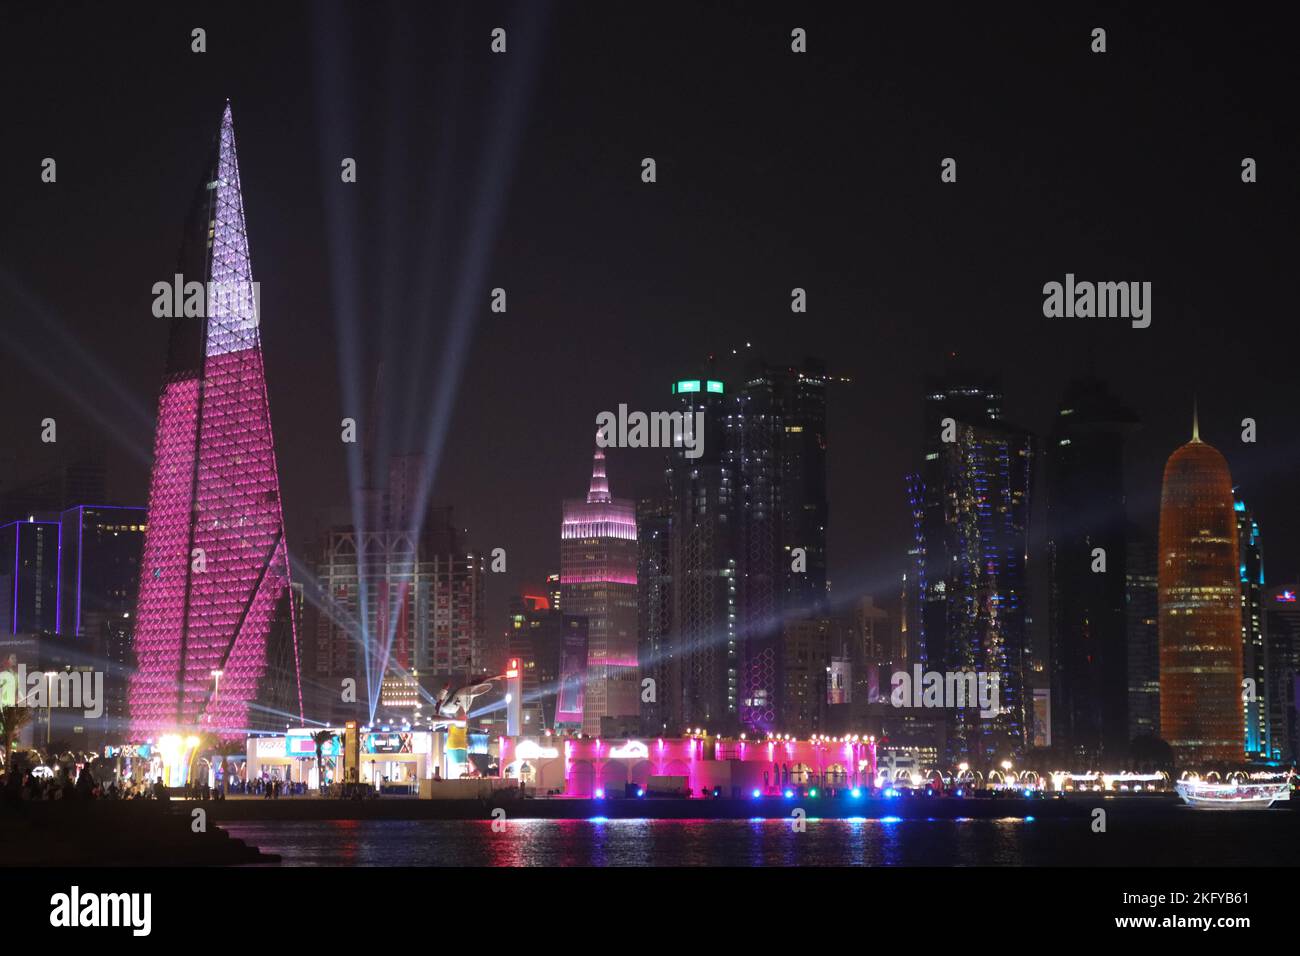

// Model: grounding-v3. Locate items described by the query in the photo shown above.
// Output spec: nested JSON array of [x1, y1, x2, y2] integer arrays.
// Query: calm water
[[224, 809, 1300, 866]]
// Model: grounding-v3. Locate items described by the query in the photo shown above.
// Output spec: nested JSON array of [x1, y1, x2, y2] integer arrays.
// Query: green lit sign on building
[[672, 379, 724, 395]]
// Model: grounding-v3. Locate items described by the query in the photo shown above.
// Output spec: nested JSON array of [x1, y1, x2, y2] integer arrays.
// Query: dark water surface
[[224, 808, 1300, 866]]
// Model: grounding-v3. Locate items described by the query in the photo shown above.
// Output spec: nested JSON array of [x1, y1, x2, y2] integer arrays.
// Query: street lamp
[[43, 671, 58, 747]]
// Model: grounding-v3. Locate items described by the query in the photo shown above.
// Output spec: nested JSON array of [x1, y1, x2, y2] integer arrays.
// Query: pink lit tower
[[560, 442, 639, 736], [129, 103, 303, 739]]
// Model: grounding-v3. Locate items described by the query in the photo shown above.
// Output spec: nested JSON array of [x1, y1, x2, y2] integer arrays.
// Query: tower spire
[[1191, 398, 1201, 443], [130, 103, 302, 739], [587, 436, 612, 504]]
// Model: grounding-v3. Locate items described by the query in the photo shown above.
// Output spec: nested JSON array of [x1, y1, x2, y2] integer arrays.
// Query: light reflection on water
[[221, 812, 1297, 867]]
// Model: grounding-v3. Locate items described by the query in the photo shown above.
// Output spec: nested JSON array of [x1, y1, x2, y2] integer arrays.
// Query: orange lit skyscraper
[[1157, 409, 1243, 767]]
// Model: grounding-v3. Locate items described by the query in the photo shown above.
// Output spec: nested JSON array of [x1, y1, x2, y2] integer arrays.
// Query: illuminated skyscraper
[[648, 358, 832, 736], [306, 504, 485, 724], [726, 358, 830, 733], [636, 496, 673, 734], [59, 505, 146, 738], [1125, 530, 1160, 742], [907, 372, 1034, 765], [1263, 584, 1300, 763], [1234, 489, 1267, 759], [506, 593, 588, 732], [1157, 411, 1242, 767], [129, 104, 302, 738], [663, 374, 735, 732], [561, 444, 638, 735], [0, 518, 61, 636]]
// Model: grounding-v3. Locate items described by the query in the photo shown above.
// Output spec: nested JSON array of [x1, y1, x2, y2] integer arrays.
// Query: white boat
[[1174, 779, 1291, 809]]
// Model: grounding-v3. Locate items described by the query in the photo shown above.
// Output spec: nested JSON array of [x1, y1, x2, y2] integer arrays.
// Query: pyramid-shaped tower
[[129, 104, 302, 739]]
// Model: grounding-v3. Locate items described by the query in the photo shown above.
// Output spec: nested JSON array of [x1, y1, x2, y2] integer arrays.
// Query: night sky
[[3, 3, 1297, 635]]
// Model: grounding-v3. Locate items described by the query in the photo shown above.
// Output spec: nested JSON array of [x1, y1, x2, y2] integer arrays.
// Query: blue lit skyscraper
[[1235, 489, 1267, 760], [0, 518, 62, 636], [58, 505, 146, 640]]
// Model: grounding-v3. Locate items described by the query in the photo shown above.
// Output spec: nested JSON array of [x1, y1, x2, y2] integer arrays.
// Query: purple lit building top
[[560, 444, 639, 734]]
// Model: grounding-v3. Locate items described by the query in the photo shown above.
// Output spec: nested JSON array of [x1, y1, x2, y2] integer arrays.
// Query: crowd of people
[[1, 761, 307, 802], [1, 765, 151, 802]]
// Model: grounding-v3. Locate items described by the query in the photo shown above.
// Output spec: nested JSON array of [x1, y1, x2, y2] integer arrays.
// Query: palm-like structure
[[212, 738, 243, 796], [0, 706, 32, 774]]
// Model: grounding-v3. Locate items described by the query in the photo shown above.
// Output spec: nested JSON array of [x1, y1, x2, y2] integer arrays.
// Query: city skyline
[[0, 3, 1293, 769], [3, 5, 1298, 642], [3, 4, 1300, 912]]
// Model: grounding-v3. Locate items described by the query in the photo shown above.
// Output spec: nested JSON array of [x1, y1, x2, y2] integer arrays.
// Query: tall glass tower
[[1234, 489, 1267, 760], [129, 104, 302, 739], [1157, 410, 1242, 767], [908, 373, 1034, 766], [1046, 378, 1138, 763]]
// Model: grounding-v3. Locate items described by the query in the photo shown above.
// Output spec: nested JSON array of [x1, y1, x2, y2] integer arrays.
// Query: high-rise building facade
[[907, 373, 1034, 765], [1263, 585, 1300, 764], [1157, 414, 1242, 767], [636, 497, 673, 734], [664, 375, 736, 733], [727, 359, 830, 732], [650, 358, 832, 736], [0, 518, 61, 636], [58, 506, 146, 640], [0, 505, 144, 746], [780, 616, 834, 734], [129, 104, 302, 739], [59, 505, 146, 737], [1234, 490, 1268, 760], [1125, 532, 1160, 742], [1046, 378, 1138, 763], [307, 506, 485, 724], [506, 593, 589, 732], [0, 458, 107, 525], [561, 445, 638, 736]]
